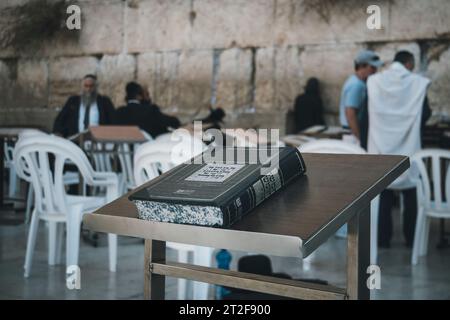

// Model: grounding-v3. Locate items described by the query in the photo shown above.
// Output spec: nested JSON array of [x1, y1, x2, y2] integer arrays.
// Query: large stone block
[[389, 0, 450, 41], [254, 47, 276, 112], [274, 46, 304, 111], [0, 107, 57, 131], [273, 0, 391, 47], [45, 0, 124, 56], [0, 59, 15, 108], [175, 50, 213, 116], [0, 0, 124, 58], [97, 54, 136, 108], [298, 43, 365, 116], [191, 0, 275, 49], [215, 48, 253, 113], [127, 0, 192, 52], [368, 42, 422, 72], [137, 51, 180, 110], [426, 47, 450, 114], [48, 56, 98, 108], [0, 58, 44, 110], [16, 59, 49, 107]]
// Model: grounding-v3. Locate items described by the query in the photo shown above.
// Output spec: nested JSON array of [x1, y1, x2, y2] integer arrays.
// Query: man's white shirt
[[78, 100, 99, 132]]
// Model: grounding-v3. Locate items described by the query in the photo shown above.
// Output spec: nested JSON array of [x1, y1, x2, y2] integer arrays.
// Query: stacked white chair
[[411, 149, 450, 265], [13, 132, 119, 277], [134, 132, 214, 300], [4, 142, 19, 198], [116, 130, 153, 194], [298, 139, 381, 265], [17, 130, 80, 224]]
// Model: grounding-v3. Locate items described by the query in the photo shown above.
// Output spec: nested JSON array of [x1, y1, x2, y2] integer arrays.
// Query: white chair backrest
[[4, 142, 14, 164], [134, 135, 205, 187], [13, 133, 96, 215], [116, 129, 154, 190], [140, 130, 154, 142], [88, 142, 114, 173], [298, 139, 366, 155], [411, 149, 450, 211]]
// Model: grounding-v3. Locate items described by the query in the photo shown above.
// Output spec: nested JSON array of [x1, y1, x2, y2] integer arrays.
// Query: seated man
[[53, 74, 115, 138], [114, 82, 181, 138]]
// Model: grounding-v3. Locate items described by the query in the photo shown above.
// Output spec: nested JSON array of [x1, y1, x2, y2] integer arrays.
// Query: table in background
[[84, 153, 408, 300], [71, 125, 147, 172], [282, 125, 350, 148]]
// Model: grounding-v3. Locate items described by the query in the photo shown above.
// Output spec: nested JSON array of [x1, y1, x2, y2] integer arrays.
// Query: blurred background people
[[114, 82, 181, 138], [368, 50, 432, 248], [53, 74, 115, 138], [339, 50, 383, 148], [293, 77, 325, 133]]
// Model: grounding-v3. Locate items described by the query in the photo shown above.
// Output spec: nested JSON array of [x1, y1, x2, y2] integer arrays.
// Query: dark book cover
[[129, 146, 306, 227]]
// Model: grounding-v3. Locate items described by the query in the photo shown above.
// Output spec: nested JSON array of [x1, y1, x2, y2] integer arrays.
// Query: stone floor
[[0, 205, 449, 300]]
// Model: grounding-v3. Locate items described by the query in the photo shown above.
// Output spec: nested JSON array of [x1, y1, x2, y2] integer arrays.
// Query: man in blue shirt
[[339, 50, 383, 148]]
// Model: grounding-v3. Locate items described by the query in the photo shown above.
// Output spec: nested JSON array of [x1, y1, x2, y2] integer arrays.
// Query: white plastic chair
[[13, 133, 119, 277], [299, 139, 381, 265], [116, 130, 153, 194], [4, 129, 48, 200], [4, 142, 20, 198], [16, 130, 81, 224], [411, 149, 450, 265], [134, 135, 214, 300]]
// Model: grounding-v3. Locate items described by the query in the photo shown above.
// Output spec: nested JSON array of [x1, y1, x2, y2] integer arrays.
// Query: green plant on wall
[[0, 0, 80, 52]]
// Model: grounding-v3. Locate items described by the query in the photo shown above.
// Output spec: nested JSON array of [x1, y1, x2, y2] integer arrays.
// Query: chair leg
[[420, 216, 431, 256], [107, 233, 117, 272], [48, 221, 58, 266], [55, 223, 64, 265], [399, 192, 404, 221], [66, 205, 82, 267], [177, 250, 189, 300], [8, 167, 18, 198], [302, 252, 314, 271], [24, 210, 40, 278], [412, 207, 425, 265], [193, 246, 213, 300], [370, 196, 380, 265], [25, 184, 34, 225]]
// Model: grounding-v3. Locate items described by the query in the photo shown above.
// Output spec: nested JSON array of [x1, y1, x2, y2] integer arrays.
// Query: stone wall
[[1, 0, 450, 134]]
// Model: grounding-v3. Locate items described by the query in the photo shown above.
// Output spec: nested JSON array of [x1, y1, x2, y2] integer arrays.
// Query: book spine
[[220, 149, 306, 227]]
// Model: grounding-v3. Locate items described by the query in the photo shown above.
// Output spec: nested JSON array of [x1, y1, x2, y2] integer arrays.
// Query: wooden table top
[[84, 153, 409, 258], [80, 125, 147, 143]]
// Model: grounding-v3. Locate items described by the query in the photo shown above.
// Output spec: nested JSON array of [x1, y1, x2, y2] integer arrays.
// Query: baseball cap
[[355, 50, 384, 68]]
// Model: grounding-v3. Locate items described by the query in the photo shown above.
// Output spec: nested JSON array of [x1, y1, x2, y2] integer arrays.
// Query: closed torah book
[[129, 147, 307, 228]]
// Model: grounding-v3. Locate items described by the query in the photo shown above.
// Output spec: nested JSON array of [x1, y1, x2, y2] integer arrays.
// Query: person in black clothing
[[53, 74, 115, 138], [293, 78, 325, 133], [114, 82, 181, 138]]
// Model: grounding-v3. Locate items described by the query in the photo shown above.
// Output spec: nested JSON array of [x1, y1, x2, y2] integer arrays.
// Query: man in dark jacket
[[53, 74, 115, 138], [114, 82, 181, 138]]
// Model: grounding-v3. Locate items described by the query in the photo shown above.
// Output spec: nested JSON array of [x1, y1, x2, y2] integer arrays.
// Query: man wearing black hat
[[53, 74, 116, 138], [114, 82, 181, 138]]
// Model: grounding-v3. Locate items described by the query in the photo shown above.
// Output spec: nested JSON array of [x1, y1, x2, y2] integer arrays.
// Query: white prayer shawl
[[368, 62, 431, 189]]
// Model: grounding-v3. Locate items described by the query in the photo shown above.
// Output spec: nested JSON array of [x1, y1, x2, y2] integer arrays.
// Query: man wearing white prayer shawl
[[368, 51, 432, 248]]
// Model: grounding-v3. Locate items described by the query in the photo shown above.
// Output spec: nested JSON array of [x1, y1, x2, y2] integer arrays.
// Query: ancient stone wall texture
[[1, 0, 450, 134]]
